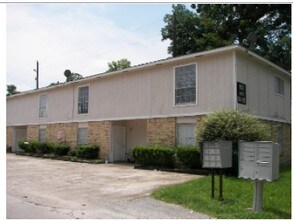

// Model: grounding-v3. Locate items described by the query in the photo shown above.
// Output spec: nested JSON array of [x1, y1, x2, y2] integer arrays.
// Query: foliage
[[64, 69, 83, 82], [152, 167, 291, 219], [161, 4, 291, 71], [197, 109, 272, 175], [37, 142, 52, 154], [197, 109, 271, 145], [76, 145, 100, 159], [176, 146, 201, 169], [50, 143, 70, 156], [132, 146, 176, 168], [18, 140, 28, 152], [6, 146, 12, 153], [107, 58, 131, 72], [6, 84, 20, 96]]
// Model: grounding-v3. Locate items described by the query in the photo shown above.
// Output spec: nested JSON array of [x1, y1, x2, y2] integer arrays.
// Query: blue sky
[[6, 3, 180, 91]]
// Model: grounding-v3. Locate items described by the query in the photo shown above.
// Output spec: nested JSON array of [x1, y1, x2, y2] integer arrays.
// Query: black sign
[[237, 82, 246, 105]]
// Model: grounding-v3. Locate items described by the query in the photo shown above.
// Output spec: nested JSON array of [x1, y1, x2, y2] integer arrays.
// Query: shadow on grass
[[264, 207, 291, 219]]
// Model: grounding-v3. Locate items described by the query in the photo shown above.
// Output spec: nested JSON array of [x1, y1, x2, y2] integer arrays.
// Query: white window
[[39, 128, 46, 142], [78, 86, 89, 114], [176, 123, 196, 146], [175, 64, 196, 105], [78, 127, 88, 145], [39, 94, 47, 118], [275, 76, 285, 95]]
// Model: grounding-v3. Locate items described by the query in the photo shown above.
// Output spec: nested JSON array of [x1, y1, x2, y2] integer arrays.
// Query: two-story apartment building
[[6, 45, 291, 164]]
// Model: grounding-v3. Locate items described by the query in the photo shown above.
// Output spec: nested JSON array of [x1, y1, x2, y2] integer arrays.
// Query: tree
[[6, 84, 19, 96], [106, 59, 131, 72], [64, 69, 83, 82], [161, 4, 291, 71]]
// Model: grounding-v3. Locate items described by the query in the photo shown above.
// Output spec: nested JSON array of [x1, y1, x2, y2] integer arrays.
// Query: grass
[[152, 167, 291, 219]]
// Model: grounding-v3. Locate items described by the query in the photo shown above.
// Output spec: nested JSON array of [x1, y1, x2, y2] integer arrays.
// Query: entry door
[[112, 126, 126, 162], [13, 128, 27, 152]]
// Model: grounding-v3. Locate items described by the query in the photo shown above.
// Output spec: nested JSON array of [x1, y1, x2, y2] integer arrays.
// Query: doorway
[[13, 127, 27, 152], [111, 125, 126, 162]]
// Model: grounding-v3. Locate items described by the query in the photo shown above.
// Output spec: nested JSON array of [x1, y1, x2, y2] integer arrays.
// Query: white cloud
[[6, 4, 170, 91]]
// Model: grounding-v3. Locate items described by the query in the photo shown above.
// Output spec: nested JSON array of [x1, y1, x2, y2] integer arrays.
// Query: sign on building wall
[[237, 82, 246, 105]]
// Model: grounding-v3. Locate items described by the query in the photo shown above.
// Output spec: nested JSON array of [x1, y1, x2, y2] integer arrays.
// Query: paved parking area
[[7, 154, 211, 219]]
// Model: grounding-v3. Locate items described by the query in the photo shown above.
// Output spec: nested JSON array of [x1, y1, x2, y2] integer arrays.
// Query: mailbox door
[[239, 142, 255, 179], [254, 144, 272, 181]]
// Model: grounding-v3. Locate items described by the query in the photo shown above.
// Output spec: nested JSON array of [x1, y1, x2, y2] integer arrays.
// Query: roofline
[[7, 45, 290, 99]]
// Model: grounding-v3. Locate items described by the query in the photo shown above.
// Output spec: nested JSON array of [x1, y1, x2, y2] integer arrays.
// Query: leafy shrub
[[176, 146, 201, 168], [6, 146, 12, 153], [18, 140, 38, 153], [197, 109, 272, 175], [51, 143, 70, 156], [76, 145, 100, 159], [28, 140, 39, 153], [197, 109, 271, 145], [18, 140, 29, 152], [132, 146, 176, 168], [68, 150, 76, 157], [36, 142, 52, 154]]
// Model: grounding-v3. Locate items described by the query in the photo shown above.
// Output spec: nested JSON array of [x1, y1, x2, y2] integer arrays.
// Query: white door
[[13, 128, 27, 152], [112, 126, 126, 162]]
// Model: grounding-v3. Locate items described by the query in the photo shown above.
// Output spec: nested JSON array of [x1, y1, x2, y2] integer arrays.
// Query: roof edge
[[7, 45, 290, 99]]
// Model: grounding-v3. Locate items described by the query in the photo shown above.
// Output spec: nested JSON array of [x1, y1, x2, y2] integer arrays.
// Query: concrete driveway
[[7, 154, 210, 219]]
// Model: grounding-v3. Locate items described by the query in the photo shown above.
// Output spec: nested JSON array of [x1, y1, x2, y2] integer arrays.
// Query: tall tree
[[6, 84, 19, 96], [162, 4, 291, 71], [107, 59, 131, 72]]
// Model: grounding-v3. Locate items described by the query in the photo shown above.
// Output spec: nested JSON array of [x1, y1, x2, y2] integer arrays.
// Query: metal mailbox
[[202, 141, 232, 168], [238, 141, 279, 181]]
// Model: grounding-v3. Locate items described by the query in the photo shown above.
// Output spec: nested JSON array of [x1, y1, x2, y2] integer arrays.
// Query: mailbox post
[[202, 141, 232, 200], [238, 141, 279, 212]]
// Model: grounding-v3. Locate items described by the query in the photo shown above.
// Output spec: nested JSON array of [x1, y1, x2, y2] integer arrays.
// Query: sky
[[6, 3, 176, 91]]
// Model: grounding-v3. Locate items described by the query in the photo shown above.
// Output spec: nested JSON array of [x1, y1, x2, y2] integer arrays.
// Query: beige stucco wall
[[7, 51, 234, 126], [236, 52, 291, 122]]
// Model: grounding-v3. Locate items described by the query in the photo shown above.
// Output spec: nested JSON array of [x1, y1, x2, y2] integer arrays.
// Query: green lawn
[[152, 167, 291, 219]]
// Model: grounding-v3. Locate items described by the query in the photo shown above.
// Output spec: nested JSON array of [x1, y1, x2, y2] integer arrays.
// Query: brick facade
[[89, 121, 110, 160], [27, 125, 38, 141], [7, 116, 291, 165], [6, 126, 13, 147], [46, 123, 78, 148], [146, 117, 176, 146]]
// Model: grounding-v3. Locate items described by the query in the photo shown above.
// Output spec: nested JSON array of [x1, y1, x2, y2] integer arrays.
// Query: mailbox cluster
[[202, 140, 232, 168], [238, 141, 279, 181]]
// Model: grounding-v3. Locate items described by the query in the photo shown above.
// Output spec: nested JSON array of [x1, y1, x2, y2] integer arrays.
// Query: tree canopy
[[161, 4, 291, 71], [6, 84, 20, 96], [107, 58, 131, 72]]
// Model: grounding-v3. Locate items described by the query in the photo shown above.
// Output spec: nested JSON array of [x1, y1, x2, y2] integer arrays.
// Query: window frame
[[38, 128, 46, 142], [176, 123, 196, 146], [39, 93, 47, 118], [77, 127, 89, 145], [173, 63, 198, 107], [77, 85, 89, 115], [274, 76, 285, 96]]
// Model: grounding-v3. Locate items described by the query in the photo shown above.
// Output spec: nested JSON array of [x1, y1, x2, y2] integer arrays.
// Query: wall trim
[[7, 111, 291, 127]]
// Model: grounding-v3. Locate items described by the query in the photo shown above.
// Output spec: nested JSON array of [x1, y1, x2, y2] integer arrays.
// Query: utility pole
[[34, 60, 39, 89]]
